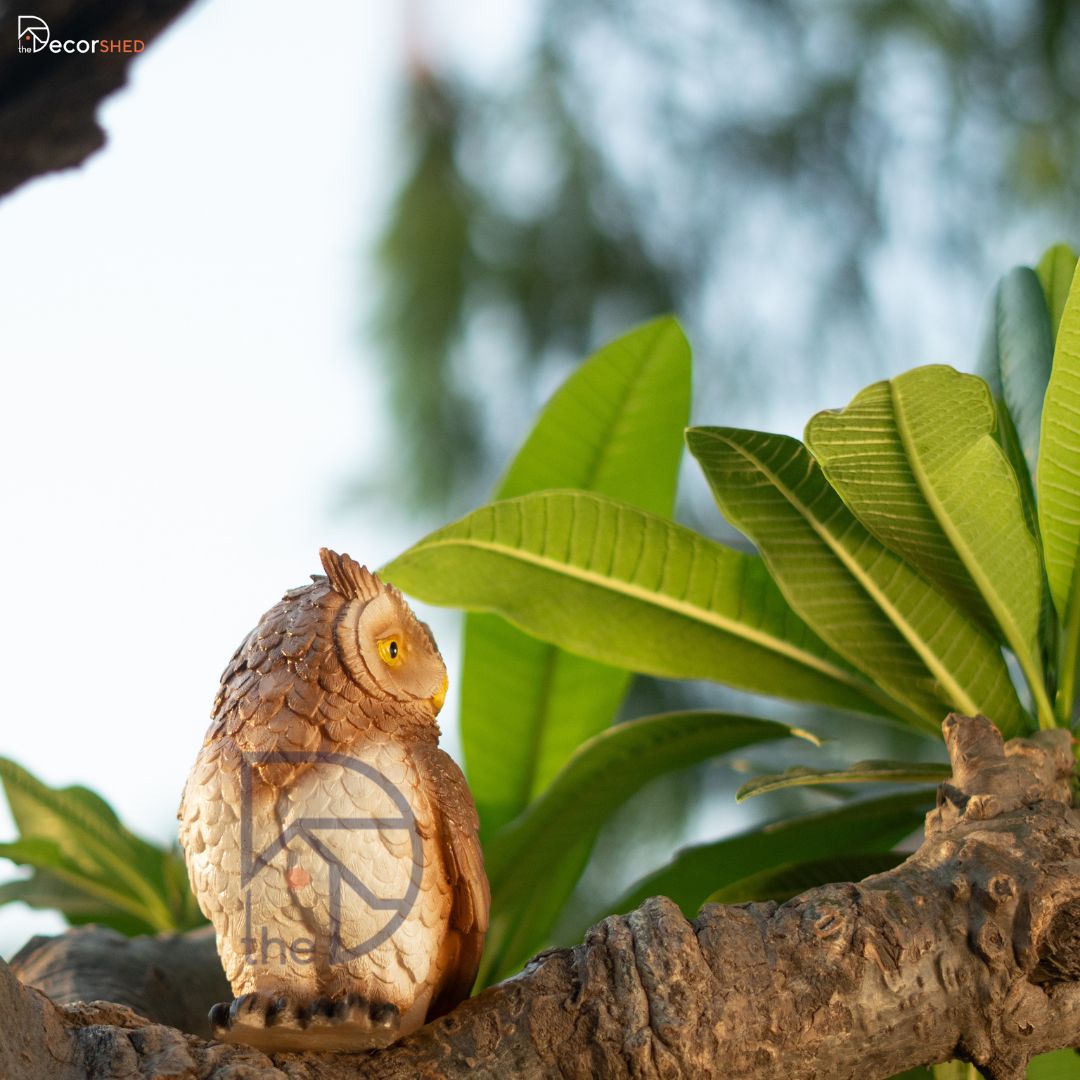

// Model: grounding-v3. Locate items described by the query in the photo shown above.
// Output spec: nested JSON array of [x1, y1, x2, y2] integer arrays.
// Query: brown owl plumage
[[178, 549, 489, 1052]]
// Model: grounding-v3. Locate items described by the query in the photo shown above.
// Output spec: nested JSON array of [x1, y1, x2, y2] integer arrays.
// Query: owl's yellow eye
[[378, 637, 403, 666]]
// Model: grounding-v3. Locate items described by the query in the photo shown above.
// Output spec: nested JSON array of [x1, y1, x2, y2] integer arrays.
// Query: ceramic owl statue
[[178, 549, 489, 1052]]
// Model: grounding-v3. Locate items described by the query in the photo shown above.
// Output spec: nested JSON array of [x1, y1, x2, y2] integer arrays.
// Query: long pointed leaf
[[0, 758, 174, 929], [580, 790, 931, 930], [463, 622, 628, 840], [993, 399, 1040, 536], [1027, 1049, 1080, 1079], [736, 760, 951, 801], [480, 711, 811, 983], [1036, 243, 1079, 343], [384, 491, 903, 719], [806, 366, 1047, 728], [461, 317, 690, 838], [495, 317, 690, 505], [976, 267, 1053, 471], [0, 872, 158, 935], [1037, 261, 1080, 721], [0, 838, 163, 930], [705, 852, 905, 904], [687, 428, 1025, 735], [807, 371, 992, 633], [477, 834, 592, 988]]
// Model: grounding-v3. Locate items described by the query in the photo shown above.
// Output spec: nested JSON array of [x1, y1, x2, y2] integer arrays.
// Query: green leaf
[[495, 317, 690, 505], [1036, 243, 1079, 343], [161, 844, 208, 930], [806, 365, 1048, 728], [988, 399, 1055, 687], [687, 428, 1025, 736], [0, 838, 164, 932], [736, 760, 951, 801], [584, 790, 930, 930], [477, 833, 592, 989], [463, 623, 628, 841], [0, 870, 110, 918], [976, 267, 1054, 472], [1038, 263, 1080, 723], [932, 1064, 981, 1080], [992, 398, 1040, 537], [0, 872, 157, 936], [0, 758, 176, 931], [479, 711, 811, 983], [1027, 1048, 1080, 1079], [0, 871, 163, 936], [1040, 263, 1080, 618], [704, 851, 905, 904], [384, 491, 902, 719], [485, 713, 816, 883], [461, 317, 690, 838]]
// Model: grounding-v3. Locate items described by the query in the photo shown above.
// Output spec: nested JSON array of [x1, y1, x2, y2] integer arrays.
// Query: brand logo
[[239, 751, 424, 966], [17, 15, 144, 55], [17, 15, 48, 52]]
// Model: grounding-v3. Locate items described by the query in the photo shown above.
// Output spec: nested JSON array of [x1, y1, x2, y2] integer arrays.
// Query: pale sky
[[0, 0, 505, 955]]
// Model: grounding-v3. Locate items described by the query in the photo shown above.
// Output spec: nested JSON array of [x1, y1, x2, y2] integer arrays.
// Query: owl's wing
[[177, 734, 249, 985], [412, 742, 490, 1016]]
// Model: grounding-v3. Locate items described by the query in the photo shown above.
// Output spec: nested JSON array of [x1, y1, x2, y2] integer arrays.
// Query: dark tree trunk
[[0, 0, 196, 197], [7, 715, 1080, 1079]]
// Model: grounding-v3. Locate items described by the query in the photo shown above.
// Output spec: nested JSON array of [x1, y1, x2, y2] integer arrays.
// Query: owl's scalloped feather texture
[[178, 549, 489, 1051]]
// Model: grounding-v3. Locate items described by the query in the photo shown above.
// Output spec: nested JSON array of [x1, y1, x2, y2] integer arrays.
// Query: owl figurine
[[178, 549, 489, 1052]]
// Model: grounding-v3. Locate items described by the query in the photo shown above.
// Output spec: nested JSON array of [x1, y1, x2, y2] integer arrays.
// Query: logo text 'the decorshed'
[[18, 15, 144, 54]]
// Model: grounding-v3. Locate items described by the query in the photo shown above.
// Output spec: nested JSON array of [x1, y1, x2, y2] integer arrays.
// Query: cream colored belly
[[204, 739, 452, 1010]]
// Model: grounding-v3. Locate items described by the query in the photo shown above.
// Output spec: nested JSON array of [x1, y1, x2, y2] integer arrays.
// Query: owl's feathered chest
[[181, 714, 450, 1003]]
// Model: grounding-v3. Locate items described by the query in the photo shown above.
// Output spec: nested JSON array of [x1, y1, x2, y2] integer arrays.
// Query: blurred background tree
[[371, 0, 1080, 515]]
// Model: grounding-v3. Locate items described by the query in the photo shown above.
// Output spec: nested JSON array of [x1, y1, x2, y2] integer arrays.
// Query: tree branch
[[0, 0, 196, 198], [7, 715, 1080, 1079]]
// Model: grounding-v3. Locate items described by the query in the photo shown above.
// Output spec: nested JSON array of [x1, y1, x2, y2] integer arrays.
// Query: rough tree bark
[[5, 714, 1080, 1079], [0, 0, 196, 197]]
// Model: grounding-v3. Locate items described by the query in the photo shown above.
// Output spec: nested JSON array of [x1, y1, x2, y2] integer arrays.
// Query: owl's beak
[[431, 673, 448, 714]]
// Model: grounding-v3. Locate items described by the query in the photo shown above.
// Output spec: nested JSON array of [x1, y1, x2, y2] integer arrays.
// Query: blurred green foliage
[[370, 0, 1080, 510], [0, 758, 203, 936]]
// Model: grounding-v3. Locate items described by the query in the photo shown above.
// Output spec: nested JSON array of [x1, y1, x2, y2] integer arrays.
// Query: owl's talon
[[370, 1001, 399, 1028], [230, 993, 263, 1025], [300, 996, 337, 1027], [210, 990, 402, 1051], [329, 996, 352, 1020], [265, 994, 289, 1025], [208, 1001, 231, 1031]]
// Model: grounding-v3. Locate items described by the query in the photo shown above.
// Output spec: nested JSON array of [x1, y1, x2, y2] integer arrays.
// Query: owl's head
[[320, 548, 448, 719]]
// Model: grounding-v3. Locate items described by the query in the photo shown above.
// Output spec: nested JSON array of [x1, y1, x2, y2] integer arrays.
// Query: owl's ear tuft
[[319, 548, 382, 602]]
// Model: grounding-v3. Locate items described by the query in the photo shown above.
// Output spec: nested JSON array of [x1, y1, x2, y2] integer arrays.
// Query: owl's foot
[[209, 991, 402, 1052]]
